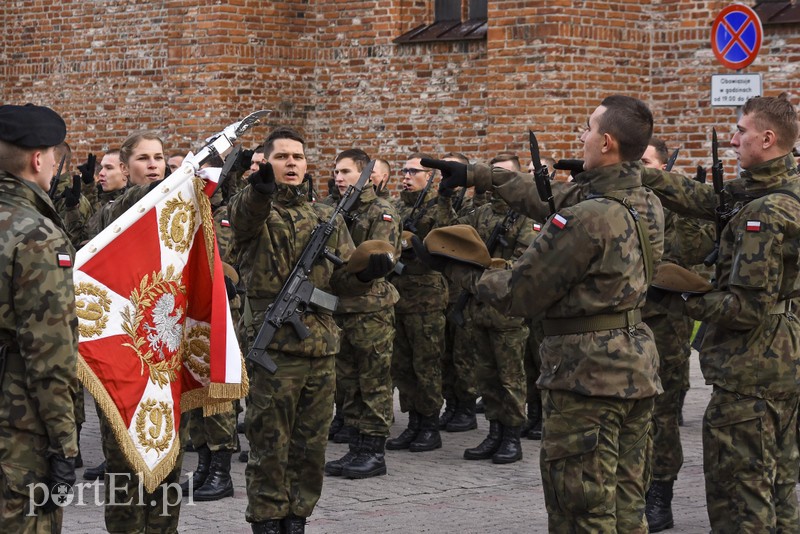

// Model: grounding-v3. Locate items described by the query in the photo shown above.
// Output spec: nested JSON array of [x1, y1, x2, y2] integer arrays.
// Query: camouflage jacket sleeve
[[640, 167, 717, 221], [62, 204, 89, 247]]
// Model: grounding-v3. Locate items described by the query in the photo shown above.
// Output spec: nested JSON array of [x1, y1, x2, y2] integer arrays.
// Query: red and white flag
[[74, 163, 247, 492]]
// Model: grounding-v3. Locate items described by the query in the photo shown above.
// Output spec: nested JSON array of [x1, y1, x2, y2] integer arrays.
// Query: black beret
[[0, 104, 66, 148]]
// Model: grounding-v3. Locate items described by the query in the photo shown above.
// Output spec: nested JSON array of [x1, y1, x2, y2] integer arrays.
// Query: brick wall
[[1, 0, 798, 191]]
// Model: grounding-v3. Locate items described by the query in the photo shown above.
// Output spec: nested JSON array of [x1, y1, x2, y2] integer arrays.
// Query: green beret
[[0, 104, 66, 148], [423, 224, 491, 268], [651, 263, 713, 294], [346, 240, 396, 274]]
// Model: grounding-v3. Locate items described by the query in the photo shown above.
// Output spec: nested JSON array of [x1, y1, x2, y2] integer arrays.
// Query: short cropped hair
[[264, 127, 305, 157], [647, 137, 669, 166], [599, 95, 654, 162], [335, 148, 370, 171], [490, 152, 521, 171], [742, 93, 800, 153]]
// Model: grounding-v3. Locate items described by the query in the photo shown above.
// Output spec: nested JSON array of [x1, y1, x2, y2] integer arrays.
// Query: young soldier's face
[[581, 105, 607, 171], [641, 145, 665, 170], [122, 139, 166, 186], [333, 157, 361, 196], [98, 153, 127, 191], [401, 157, 432, 192], [731, 112, 766, 170], [268, 138, 306, 186]]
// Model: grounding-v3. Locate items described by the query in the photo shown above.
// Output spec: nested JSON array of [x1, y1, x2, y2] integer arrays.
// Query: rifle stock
[[247, 160, 375, 374], [703, 128, 726, 267]]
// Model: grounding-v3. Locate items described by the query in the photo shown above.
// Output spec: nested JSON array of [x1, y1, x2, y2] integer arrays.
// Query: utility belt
[[542, 309, 642, 336], [770, 299, 795, 316]]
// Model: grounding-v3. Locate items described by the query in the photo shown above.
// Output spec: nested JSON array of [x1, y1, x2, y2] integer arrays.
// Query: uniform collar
[[574, 161, 643, 195]]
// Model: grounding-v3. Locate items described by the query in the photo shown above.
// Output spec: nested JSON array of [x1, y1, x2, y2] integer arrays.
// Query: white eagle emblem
[[144, 293, 183, 358]]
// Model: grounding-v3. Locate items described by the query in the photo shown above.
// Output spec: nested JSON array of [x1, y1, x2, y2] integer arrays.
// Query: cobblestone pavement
[[64, 352, 721, 533]]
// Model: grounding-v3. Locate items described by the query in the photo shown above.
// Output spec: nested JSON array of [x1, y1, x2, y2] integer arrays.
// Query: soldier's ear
[[762, 129, 777, 149]]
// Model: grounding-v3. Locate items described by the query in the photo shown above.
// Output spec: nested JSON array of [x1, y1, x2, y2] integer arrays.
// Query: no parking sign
[[711, 4, 763, 70]]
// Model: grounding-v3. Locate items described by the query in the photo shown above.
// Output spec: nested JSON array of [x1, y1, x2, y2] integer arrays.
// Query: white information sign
[[711, 74, 762, 107]]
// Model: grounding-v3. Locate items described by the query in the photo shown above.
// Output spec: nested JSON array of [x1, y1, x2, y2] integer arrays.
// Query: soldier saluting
[[0, 104, 79, 532]]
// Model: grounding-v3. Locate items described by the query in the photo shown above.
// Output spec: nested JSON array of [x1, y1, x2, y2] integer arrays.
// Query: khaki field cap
[[346, 240, 396, 273], [423, 225, 492, 268], [400, 231, 415, 251], [222, 262, 239, 285], [651, 263, 713, 294]]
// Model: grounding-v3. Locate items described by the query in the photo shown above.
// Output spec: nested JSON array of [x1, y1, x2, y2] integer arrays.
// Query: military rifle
[[530, 130, 555, 218], [452, 186, 468, 214], [403, 168, 436, 234], [247, 160, 376, 374], [449, 208, 520, 327], [48, 154, 67, 200], [703, 128, 727, 267]]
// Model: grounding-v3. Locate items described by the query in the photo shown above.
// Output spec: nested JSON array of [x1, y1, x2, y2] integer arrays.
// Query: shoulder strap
[[593, 192, 654, 286]]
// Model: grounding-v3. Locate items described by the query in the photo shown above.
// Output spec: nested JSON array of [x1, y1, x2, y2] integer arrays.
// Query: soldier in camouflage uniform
[[424, 95, 664, 532], [640, 138, 716, 531], [371, 157, 392, 200], [323, 149, 401, 479], [641, 94, 800, 533], [230, 128, 393, 534], [50, 141, 95, 248], [436, 152, 537, 464], [387, 153, 449, 453], [0, 104, 78, 533]]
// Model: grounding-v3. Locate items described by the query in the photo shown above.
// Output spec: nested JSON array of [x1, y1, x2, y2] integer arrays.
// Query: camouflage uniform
[[438, 194, 537, 428], [0, 171, 79, 531], [642, 154, 800, 533], [334, 185, 401, 437], [458, 161, 664, 532], [230, 181, 369, 521], [390, 189, 448, 422], [51, 172, 95, 248]]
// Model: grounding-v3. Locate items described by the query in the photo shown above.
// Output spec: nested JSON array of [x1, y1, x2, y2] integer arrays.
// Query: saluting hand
[[248, 162, 276, 195], [420, 158, 467, 195]]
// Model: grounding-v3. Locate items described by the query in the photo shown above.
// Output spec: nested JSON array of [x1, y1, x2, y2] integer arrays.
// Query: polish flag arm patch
[[533, 223, 542, 232], [746, 220, 761, 232], [382, 213, 394, 222], [551, 214, 568, 229], [57, 253, 72, 268], [220, 219, 231, 227]]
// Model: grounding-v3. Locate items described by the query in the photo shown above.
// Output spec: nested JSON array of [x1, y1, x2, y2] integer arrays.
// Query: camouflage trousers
[[0, 474, 62, 534], [392, 311, 445, 418], [245, 352, 334, 522], [335, 309, 395, 437], [74, 383, 85, 428], [647, 299, 693, 480], [186, 404, 238, 452], [99, 412, 185, 533], [474, 323, 529, 427], [525, 320, 544, 408], [441, 308, 479, 406], [541, 390, 653, 534], [703, 387, 800, 533]]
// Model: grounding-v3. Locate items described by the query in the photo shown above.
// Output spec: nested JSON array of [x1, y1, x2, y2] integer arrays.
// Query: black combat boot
[[324, 433, 361, 476], [341, 435, 387, 479], [409, 414, 442, 452], [282, 515, 306, 534], [75, 423, 83, 468], [328, 412, 344, 440], [527, 403, 543, 440], [193, 450, 234, 501], [83, 460, 107, 481], [386, 411, 420, 450], [464, 420, 502, 460], [251, 519, 282, 534], [332, 424, 357, 444], [439, 398, 457, 429], [180, 445, 211, 496], [475, 397, 485, 413], [492, 425, 523, 464], [645, 479, 675, 532], [446, 399, 477, 432]]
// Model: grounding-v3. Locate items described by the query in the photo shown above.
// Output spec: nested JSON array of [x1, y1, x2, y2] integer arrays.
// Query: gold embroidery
[[159, 192, 197, 253], [183, 324, 211, 379], [135, 398, 173, 453], [75, 282, 111, 338], [121, 265, 186, 386]]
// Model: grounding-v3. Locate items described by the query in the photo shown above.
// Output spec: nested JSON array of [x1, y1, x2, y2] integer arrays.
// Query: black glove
[[420, 158, 467, 192], [77, 154, 97, 185], [62, 175, 82, 208], [356, 253, 394, 282], [233, 148, 255, 174], [554, 159, 585, 178], [249, 162, 276, 195], [40, 454, 76, 514], [224, 276, 237, 300], [410, 235, 449, 272], [695, 165, 707, 184]]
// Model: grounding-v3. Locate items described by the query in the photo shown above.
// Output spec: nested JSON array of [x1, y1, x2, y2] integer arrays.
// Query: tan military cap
[[423, 225, 491, 268], [222, 262, 239, 285], [651, 263, 712, 294], [346, 240, 396, 274]]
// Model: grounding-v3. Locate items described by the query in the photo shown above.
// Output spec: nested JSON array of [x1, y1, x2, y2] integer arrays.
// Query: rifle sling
[[596, 192, 654, 286]]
